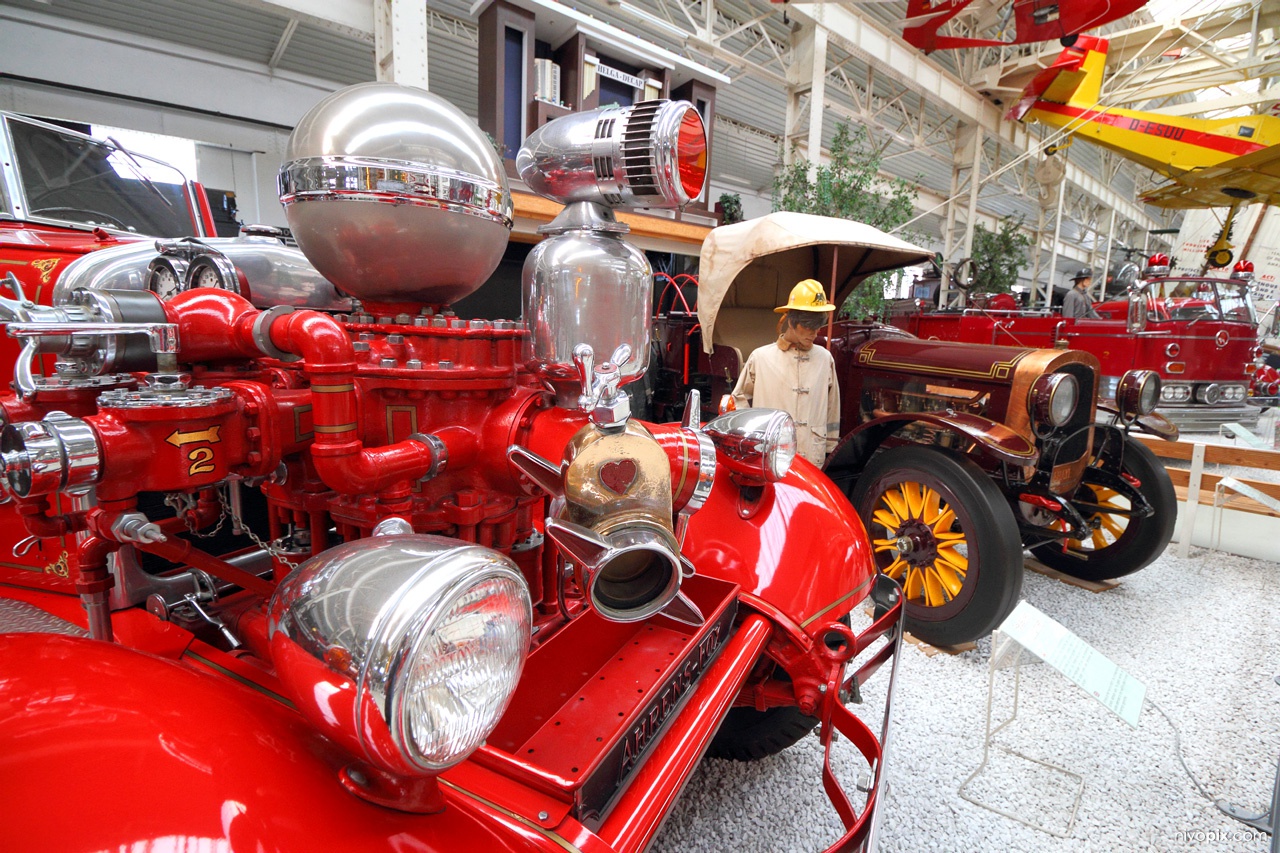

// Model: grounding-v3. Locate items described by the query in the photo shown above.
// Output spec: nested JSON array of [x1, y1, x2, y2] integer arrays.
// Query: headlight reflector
[[1029, 372, 1078, 428], [1117, 370, 1161, 417], [395, 571, 530, 770], [269, 534, 531, 777]]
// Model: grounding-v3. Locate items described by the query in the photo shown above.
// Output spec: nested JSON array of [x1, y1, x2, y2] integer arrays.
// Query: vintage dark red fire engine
[[889, 253, 1260, 430], [0, 84, 902, 851]]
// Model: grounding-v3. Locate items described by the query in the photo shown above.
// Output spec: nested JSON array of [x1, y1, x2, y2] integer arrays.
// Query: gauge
[[145, 258, 188, 301], [192, 264, 224, 289]]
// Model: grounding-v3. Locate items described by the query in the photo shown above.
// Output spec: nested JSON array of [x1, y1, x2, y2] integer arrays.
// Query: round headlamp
[[703, 408, 797, 483], [1117, 370, 1161, 417], [269, 535, 531, 777], [1029, 373, 1078, 428]]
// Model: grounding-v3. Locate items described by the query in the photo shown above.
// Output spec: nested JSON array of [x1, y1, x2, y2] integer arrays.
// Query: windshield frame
[[1149, 277, 1258, 325], [0, 112, 201, 239]]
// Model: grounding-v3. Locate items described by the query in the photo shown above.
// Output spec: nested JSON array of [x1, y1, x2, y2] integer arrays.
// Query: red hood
[[0, 221, 150, 255]]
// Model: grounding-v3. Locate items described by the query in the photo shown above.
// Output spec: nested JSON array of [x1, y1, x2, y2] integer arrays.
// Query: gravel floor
[[652, 545, 1280, 852]]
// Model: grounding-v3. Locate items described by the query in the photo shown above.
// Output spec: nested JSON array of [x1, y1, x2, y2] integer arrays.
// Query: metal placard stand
[[958, 630, 1085, 838]]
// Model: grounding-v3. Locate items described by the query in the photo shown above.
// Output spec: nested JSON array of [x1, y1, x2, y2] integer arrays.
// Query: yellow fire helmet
[[775, 278, 837, 314]]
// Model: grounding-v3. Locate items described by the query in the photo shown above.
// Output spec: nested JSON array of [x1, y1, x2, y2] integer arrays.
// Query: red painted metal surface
[[889, 279, 1256, 415], [0, 632, 557, 853], [0, 274, 901, 851], [682, 454, 875, 632]]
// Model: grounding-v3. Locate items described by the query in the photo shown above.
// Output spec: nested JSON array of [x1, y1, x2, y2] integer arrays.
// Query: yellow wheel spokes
[[882, 488, 911, 525], [872, 480, 969, 609], [1067, 486, 1131, 553]]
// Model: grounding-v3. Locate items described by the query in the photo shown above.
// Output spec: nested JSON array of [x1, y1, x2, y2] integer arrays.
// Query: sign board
[[595, 62, 646, 91], [997, 601, 1146, 728]]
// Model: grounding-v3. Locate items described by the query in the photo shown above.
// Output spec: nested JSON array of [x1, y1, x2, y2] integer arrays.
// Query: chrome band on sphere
[[277, 157, 512, 227]]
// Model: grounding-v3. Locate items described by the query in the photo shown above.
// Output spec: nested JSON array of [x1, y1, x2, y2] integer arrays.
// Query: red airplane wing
[[904, 0, 1147, 52]]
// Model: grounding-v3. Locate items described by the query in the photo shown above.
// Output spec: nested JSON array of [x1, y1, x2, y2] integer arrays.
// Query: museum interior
[[0, 0, 1277, 850]]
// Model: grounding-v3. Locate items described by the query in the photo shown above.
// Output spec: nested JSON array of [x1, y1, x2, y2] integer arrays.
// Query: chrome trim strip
[[278, 156, 513, 227], [686, 429, 717, 512], [0, 116, 21, 220]]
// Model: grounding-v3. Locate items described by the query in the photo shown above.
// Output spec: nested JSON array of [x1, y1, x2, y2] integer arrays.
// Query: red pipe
[[163, 292, 439, 495], [163, 290, 261, 363], [16, 498, 86, 539], [135, 537, 276, 599], [265, 310, 438, 494]]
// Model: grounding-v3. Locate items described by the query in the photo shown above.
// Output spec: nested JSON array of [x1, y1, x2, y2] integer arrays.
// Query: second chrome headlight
[[269, 534, 531, 776], [703, 408, 797, 482]]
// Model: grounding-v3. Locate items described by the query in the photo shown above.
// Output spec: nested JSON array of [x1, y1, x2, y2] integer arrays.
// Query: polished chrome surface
[[703, 408, 797, 482], [54, 237, 352, 311], [97, 382, 232, 410], [269, 534, 530, 773], [279, 82, 512, 305], [279, 158, 509, 226], [523, 229, 652, 406], [545, 517, 682, 623], [685, 428, 718, 513], [517, 100, 706, 209], [0, 412, 101, 498]]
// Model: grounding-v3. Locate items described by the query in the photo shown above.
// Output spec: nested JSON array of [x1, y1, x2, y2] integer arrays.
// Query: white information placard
[[997, 601, 1146, 728]]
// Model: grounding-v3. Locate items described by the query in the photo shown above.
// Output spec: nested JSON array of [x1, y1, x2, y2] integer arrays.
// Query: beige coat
[[732, 338, 841, 467]]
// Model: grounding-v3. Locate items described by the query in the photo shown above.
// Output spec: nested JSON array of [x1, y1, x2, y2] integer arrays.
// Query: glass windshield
[[1154, 279, 1223, 321], [1217, 280, 1256, 324], [6, 116, 197, 237]]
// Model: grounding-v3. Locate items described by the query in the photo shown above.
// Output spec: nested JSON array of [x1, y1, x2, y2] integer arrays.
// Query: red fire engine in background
[[888, 253, 1260, 431], [0, 84, 903, 851]]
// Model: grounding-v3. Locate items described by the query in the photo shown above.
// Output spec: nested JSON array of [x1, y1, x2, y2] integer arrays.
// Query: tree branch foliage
[[772, 123, 919, 318], [970, 216, 1032, 294]]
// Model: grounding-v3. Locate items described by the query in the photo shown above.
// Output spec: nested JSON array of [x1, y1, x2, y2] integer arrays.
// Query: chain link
[[183, 485, 229, 539], [208, 483, 302, 571]]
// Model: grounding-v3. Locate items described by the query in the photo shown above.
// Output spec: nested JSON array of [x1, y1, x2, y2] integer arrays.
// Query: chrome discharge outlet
[[0, 412, 101, 498]]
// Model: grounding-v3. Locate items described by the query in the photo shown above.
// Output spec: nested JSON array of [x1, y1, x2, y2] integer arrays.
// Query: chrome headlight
[[1161, 382, 1192, 403], [1029, 373, 1078, 428], [269, 534, 531, 777], [703, 408, 797, 482], [1117, 370, 1161, 417]]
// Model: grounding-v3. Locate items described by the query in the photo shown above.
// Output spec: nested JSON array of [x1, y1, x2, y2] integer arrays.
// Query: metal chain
[[215, 485, 302, 572], [184, 485, 229, 539]]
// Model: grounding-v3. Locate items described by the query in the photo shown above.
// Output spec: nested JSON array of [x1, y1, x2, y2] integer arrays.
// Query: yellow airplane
[[1007, 34, 1280, 266]]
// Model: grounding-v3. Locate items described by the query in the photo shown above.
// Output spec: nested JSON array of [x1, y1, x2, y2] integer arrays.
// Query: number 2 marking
[[187, 447, 216, 476]]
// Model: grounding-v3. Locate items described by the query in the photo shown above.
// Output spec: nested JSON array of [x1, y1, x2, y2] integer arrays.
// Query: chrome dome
[[279, 82, 513, 305]]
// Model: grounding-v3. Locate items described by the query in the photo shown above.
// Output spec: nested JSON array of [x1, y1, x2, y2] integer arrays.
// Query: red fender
[[0, 633, 573, 853], [682, 457, 875, 635]]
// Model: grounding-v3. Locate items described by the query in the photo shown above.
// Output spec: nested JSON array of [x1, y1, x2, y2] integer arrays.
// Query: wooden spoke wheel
[[851, 445, 1023, 646]]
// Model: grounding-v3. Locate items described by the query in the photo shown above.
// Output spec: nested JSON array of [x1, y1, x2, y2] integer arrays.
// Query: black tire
[[850, 445, 1023, 646], [1030, 436, 1176, 581], [708, 704, 818, 762]]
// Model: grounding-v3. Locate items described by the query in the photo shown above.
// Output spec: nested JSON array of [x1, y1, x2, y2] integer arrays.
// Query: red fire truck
[[0, 85, 902, 851], [888, 254, 1260, 431]]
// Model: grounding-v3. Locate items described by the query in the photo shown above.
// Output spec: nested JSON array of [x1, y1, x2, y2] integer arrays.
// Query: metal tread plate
[[0, 599, 88, 636]]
